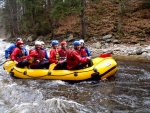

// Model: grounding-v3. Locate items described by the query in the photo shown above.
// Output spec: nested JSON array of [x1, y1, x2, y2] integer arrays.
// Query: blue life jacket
[[5, 43, 28, 59]]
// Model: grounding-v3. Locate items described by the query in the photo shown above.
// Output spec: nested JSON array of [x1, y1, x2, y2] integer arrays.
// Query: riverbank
[[1, 39, 150, 60], [88, 43, 150, 59]]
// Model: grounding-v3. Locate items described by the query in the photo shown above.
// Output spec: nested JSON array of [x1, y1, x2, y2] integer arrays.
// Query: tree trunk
[[31, 0, 36, 26], [13, 0, 20, 34], [81, 0, 86, 39], [46, 1, 54, 38], [7, 0, 16, 37], [118, 0, 123, 34]]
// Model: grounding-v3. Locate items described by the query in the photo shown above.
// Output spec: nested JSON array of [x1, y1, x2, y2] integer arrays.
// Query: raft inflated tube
[[3, 57, 118, 81], [94, 57, 117, 79]]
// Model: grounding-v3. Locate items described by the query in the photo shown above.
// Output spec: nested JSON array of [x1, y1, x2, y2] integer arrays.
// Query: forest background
[[0, 0, 150, 45]]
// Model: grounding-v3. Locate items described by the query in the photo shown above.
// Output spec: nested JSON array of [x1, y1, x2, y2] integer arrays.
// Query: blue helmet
[[51, 40, 59, 46], [73, 41, 81, 46]]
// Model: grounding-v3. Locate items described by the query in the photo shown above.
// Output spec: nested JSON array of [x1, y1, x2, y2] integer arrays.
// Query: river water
[[0, 41, 150, 113]]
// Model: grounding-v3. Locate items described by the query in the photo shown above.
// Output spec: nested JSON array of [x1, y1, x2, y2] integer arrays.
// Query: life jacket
[[10, 47, 27, 62], [16, 49, 26, 58], [80, 47, 87, 57], [36, 49, 45, 61], [58, 48, 67, 60], [55, 49, 60, 60], [29, 49, 46, 64]]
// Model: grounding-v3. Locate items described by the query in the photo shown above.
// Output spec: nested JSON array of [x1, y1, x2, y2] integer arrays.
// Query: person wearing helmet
[[10, 40, 29, 68], [5, 37, 28, 61], [58, 41, 68, 60], [66, 41, 92, 70], [49, 40, 60, 64], [16, 37, 22, 42], [28, 41, 50, 69], [52, 41, 68, 70], [79, 39, 92, 58], [40, 41, 49, 60], [28, 41, 41, 54]]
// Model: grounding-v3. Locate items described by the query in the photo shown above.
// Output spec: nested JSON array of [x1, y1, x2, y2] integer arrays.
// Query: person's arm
[[5, 49, 9, 59], [49, 50, 58, 63], [27, 50, 38, 63], [85, 47, 92, 57], [73, 51, 88, 64], [44, 49, 49, 59], [10, 48, 19, 63], [29, 50, 38, 57], [5, 44, 16, 59], [23, 48, 28, 56]]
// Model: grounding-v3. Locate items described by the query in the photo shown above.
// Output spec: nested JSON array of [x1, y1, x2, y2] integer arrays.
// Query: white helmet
[[79, 39, 84, 43], [40, 41, 45, 45], [35, 41, 41, 45]]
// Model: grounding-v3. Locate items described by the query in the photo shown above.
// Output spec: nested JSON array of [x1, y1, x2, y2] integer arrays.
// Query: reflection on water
[[0, 41, 150, 113]]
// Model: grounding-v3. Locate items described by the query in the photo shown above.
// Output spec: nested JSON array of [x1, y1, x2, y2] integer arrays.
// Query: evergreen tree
[[1, 0, 85, 38]]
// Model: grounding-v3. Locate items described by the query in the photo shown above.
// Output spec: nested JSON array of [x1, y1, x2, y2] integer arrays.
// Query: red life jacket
[[29, 49, 46, 66], [58, 48, 67, 60], [10, 47, 27, 62], [80, 47, 87, 57]]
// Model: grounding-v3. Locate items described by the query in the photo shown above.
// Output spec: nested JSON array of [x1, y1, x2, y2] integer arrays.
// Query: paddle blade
[[99, 53, 111, 58], [49, 63, 56, 70]]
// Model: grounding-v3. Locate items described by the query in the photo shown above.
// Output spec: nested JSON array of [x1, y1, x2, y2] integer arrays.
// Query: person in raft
[[10, 40, 30, 68], [66, 41, 93, 70], [79, 39, 92, 58], [56, 41, 68, 69], [49, 40, 65, 70], [28, 41, 50, 69], [58, 41, 68, 60], [40, 41, 49, 60], [5, 37, 28, 61], [49, 40, 60, 64]]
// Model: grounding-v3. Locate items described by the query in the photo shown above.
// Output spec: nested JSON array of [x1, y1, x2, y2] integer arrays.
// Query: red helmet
[[61, 41, 67, 45], [17, 40, 24, 45]]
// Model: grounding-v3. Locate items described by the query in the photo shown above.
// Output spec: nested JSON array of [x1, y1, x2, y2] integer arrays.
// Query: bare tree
[[7, 0, 18, 37], [81, 0, 86, 39], [118, 0, 123, 34]]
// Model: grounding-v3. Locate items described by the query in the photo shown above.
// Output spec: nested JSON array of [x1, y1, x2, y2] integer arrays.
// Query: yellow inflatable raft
[[3, 55, 118, 81]]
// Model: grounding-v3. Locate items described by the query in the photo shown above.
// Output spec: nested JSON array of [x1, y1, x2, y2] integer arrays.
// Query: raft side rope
[[12, 67, 94, 78]]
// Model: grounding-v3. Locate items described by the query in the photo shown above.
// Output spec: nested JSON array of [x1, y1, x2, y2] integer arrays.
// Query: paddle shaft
[[0, 61, 6, 66]]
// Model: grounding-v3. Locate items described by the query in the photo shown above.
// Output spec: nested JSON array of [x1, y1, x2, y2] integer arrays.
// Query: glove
[[14, 61, 18, 64], [6, 58, 10, 61], [87, 57, 91, 59], [36, 60, 40, 63], [57, 61, 61, 64]]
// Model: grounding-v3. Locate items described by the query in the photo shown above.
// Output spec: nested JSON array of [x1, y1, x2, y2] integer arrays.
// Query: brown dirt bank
[[53, 0, 150, 45]]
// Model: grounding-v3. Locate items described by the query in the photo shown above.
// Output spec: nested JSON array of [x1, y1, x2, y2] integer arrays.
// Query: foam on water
[[6, 98, 92, 113]]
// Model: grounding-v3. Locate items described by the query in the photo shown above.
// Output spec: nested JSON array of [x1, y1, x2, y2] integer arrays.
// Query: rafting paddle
[[0, 61, 6, 66], [49, 63, 56, 70]]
